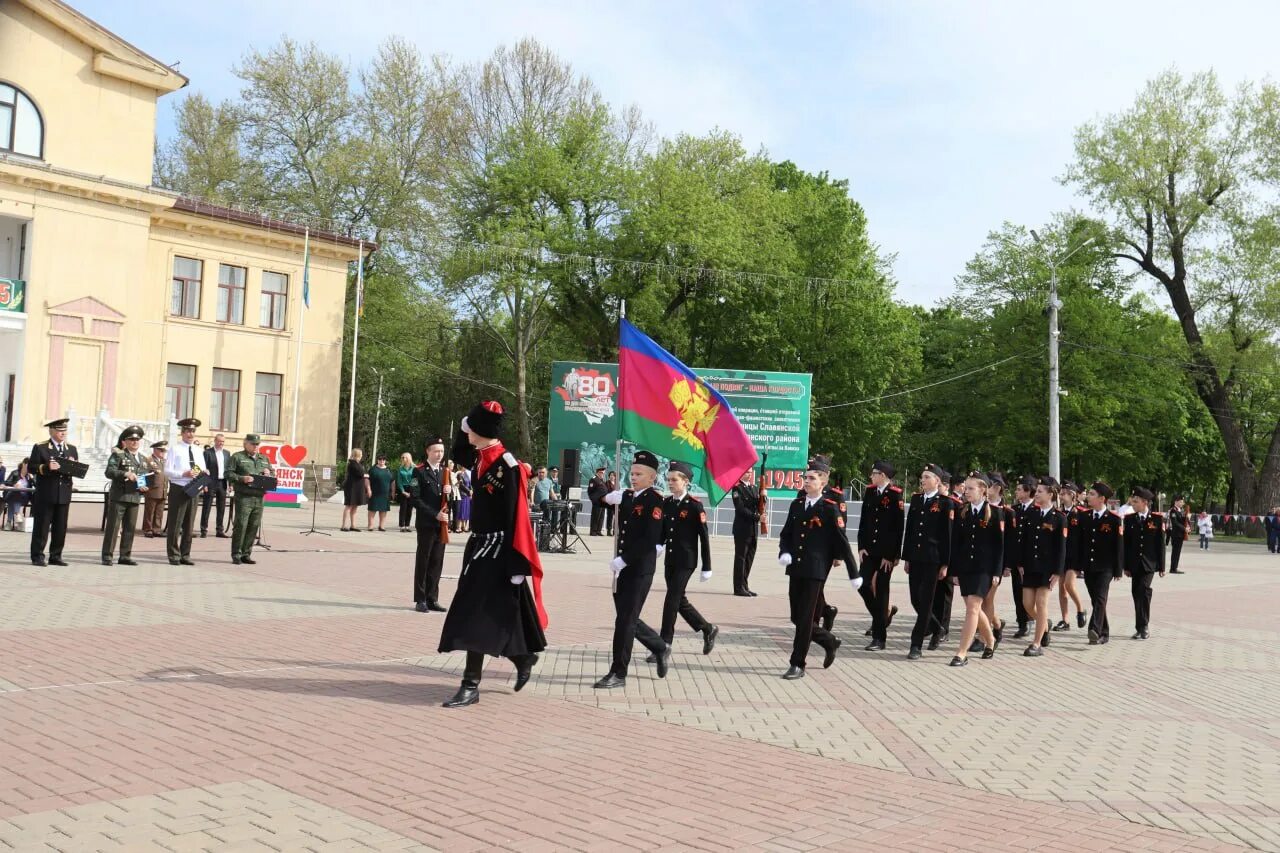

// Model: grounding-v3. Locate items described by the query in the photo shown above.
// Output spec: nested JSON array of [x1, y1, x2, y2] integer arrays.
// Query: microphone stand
[[301, 460, 330, 537]]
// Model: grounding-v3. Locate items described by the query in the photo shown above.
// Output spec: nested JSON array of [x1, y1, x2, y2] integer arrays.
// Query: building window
[[166, 363, 196, 421], [260, 271, 288, 330], [254, 372, 283, 435], [171, 257, 202, 318], [210, 368, 240, 431], [0, 83, 44, 159], [217, 264, 246, 324]]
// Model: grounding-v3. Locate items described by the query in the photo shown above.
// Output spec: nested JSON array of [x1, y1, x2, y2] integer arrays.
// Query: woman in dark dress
[[340, 449, 369, 532], [1020, 477, 1067, 657], [366, 454, 393, 531], [948, 472, 1002, 666], [438, 401, 548, 708]]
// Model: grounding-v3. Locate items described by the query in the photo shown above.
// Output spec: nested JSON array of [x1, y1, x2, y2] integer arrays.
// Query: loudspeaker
[[561, 448, 580, 491]]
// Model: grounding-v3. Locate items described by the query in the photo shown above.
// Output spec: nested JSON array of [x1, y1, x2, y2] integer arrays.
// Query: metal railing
[[65, 408, 176, 452]]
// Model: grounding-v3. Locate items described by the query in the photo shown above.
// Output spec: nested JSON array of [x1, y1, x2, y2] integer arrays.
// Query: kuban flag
[[618, 318, 758, 504]]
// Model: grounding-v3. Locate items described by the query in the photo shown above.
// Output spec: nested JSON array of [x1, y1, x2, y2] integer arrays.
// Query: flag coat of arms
[[618, 319, 758, 504]]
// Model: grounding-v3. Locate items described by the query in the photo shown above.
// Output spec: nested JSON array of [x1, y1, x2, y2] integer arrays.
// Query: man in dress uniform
[[653, 461, 719, 656], [200, 433, 232, 539], [902, 464, 953, 659], [857, 460, 904, 650], [228, 434, 274, 565], [587, 466, 608, 535], [777, 456, 861, 679], [142, 442, 168, 536], [928, 472, 964, 649], [1166, 495, 1190, 573], [730, 468, 761, 596], [595, 450, 670, 688], [102, 426, 149, 566], [410, 437, 450, 612], [1124, 486, 1166, 639], [1073, 481, 1124, 645], [29, 418, 79, 566], [164, 418, 205, 565], [1009, 475, 1037, 637]]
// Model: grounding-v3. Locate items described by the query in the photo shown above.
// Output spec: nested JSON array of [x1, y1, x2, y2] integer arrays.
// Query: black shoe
[[734, 591, 752, 597], [823, 638, 841, 669], [1134, 630, 1149, 640], [1097, 636, 1109, 645], [1169, 569, 1183, 574], [1024, 646, 1043, 657], [231, 556, 242, 565], [1051, 620, 1069, 632], [1013, 625, 1029, 639], [514, 655, 539, 692], [200, 531, 207, 538], [927, 635, 941, 651], [949, 656, 968, 667], [1088, 628, 1100, 645], [747, 590, 758, 597], [981, 646, 995, 660], [31, 558, 46, 567], [782, 665, 805, 680], [822, 606, 838, 633], [654, 645, 671, 678], [427, 602, 447, 613], [50, 558, 68, 566], [442, 686, 479, 708], [241, 557, 256, 565], [907, 647, 922, 660], [179, 558, 195, 566], [865, 640, 885, 651], [1040, 631, 1051, 647], [993, 622, 1004, 644], [864, 627, 873, 637], [968, 639, 984, 653], [1077, 611, 1087, 627], [415, 602, 428, 612], [702, 625, 719, 655], [216, 532, 230, 539], [594, 673, 625, 689], [886, 605, 898, 627], [169, 560, 181, 566], [101, 558, 113, 566], [118, 558, 137, 566]]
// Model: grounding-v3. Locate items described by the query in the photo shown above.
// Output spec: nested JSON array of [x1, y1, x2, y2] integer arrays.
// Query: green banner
[[0, 279, 24, 313], [547, 361, 812, 501]]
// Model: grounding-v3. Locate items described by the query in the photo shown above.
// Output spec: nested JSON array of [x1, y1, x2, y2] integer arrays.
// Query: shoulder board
[[1151, 511, 1164, 517], [823, 497, 838, 505], [687, 496, 703, 507], [888, 484, 903, 493], [502, 452, 517, 467], [912, 491, 922, 497]]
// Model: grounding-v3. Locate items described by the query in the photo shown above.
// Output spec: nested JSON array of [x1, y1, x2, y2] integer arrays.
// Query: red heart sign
[[279, 445, 308, 467]]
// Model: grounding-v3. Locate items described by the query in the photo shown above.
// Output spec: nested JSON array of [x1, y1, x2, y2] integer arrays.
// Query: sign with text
[[548, 361, 811, 502], [258, 444, 306, 507]]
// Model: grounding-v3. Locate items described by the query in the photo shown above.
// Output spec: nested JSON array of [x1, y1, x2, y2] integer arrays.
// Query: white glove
[[850, 576, 863, 592], [700, 571, 712, 583], [778, 553, 793, 567], [510, 575, 525, 585], [609, 556, 626, 573], [655, 544, 665, 556], [604, 489, 624, 506]]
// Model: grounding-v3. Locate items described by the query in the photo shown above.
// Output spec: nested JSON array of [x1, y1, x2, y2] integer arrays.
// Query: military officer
[[1166, 495, 1190, 573], [856, 459, 904, 650], [1072, 482, 1124, 645], [164, 417, 204, 565], [1123, 486, 1165, 639], [776, 456, 860, 680], [902, 464, 953, 660], [653, 461, 719, 657], [29, 418, 79, 566], [228, 433, 274, 565], [928, 472, 965, 648], [730, 468, 761, 596], [102, 426, 150, 566], [142, 442, 168, 536]]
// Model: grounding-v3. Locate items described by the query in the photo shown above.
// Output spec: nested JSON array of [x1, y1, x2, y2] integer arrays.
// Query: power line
[[1060, 339, 1280, 380], [814, 348, 1044, 411]]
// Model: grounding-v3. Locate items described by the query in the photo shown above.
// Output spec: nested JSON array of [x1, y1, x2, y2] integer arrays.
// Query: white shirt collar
[[923, 489, 937, 500]]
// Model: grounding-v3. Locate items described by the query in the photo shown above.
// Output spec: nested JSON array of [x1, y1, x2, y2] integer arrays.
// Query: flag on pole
[[618, 318, 758, 504]]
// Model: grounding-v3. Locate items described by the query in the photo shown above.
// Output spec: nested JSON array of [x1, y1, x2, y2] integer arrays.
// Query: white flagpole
[[345, 240, 364, 459], [289, 227, 309, 445]]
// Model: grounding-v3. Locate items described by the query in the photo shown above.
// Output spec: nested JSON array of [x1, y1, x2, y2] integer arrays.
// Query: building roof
[[172, 197, 375, 252]]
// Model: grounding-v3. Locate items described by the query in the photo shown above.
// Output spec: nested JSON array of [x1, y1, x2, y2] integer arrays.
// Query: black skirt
[[438, 532, 547, 658], [957, 572, 992, 598], [1021, 570, 1053, 590]]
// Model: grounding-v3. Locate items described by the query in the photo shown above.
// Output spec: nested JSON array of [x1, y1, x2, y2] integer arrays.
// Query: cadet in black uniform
[[857, 460, 904, 650], [1166, 495, 1190, 573], [595, 450, 670, 689], [947, 473, 1003, 665], [409, 437, 450, 613], [980, 472, 1014, 646], [777, 456, 859, 679], [29, 418, 79, 566], [928, 473, 964, 649], [1018, 477, 1068, 657], [1053, 481, 1088, 632], [1123, 487, 1166, 639], [1073, 481, 1124, 645], [587, 467, 608, 535], [1008, 476, 1037, 637], [902, 464, 952, 660], [730, 470, 761, 596], [654, 461, 719, 656]]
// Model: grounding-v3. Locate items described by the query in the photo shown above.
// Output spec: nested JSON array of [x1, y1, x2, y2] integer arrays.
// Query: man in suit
[[29, 418, 79, 566], [410, 436, 450, 612], [200, 433, 232, 538], [595, 450, 670, 689], [102, 426, 150, 566], [142, 442, 168, 537], [730, 469, 761, 596], [777, 456, 860, 679], [1124, 486, 1166, 639], [164, 418, 205, 565], [857, 459, 904, 650], [587, 466, 608, 535], [1074, 481, 1125, 645]]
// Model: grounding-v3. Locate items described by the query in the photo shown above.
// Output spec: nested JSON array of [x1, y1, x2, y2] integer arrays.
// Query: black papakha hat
[[461, 400, 505, 440]]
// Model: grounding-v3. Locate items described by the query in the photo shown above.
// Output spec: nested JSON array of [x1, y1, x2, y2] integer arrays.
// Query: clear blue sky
[[77, 0, 1280, 305]]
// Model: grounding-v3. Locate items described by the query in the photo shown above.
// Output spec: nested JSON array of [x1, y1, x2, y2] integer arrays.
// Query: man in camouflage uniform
[[228, 433, 274, 565], [102, 425, 150, 566]]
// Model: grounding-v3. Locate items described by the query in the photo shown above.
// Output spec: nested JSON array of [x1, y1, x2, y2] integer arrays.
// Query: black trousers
[[398, 497, 413, 529], [165, 485, 196, 561], [461, 650, 537, 688], [1131, 571, 1154, 632], [931, 574, 954, 639], [858, 557, 894, 642], [1170, 537, 1185, 569], [30, 499, 70, 562], [200, 480, 227, 533], [611, 568, 665, 677], [907, 563, 945, 648], [660, 565, 708, 644], [1010, 564, 1031, 627], [1084, 571, 1113, 639], [414, 524, 446, 604], [788, 576, 837, 668], [732, 527, 758, 593], [590, 503, 605, 535], [604, 505, 615, 535]]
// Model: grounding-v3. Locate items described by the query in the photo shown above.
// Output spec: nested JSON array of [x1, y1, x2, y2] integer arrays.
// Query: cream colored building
[[0, 0, 363, 469]]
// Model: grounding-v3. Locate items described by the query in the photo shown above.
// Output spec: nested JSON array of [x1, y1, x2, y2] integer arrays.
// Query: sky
[[76, 0, 1280, 306]]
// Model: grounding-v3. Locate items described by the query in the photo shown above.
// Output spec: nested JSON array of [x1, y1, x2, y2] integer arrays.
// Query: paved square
[[1, 504, 1276, 851]]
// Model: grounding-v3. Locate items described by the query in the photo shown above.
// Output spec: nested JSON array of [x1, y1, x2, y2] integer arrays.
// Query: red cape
[[478, 443, 548, 629]]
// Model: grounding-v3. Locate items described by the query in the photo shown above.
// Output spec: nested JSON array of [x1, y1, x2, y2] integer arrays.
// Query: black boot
[[443, 681, 479, 708], [702, 625, 719, 654], [514, 654, 539, 692]]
